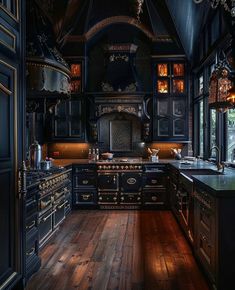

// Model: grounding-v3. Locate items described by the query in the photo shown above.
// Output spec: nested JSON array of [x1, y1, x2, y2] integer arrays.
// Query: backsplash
[[47, 142, 188, 159]]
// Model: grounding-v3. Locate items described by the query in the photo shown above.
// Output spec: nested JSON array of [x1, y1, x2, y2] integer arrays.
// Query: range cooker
[[97, 159, 143, 208], [26, 167, 72, 248]]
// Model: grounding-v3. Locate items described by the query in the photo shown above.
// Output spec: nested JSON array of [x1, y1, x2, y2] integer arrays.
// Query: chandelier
[[193, 0, 235, 17]]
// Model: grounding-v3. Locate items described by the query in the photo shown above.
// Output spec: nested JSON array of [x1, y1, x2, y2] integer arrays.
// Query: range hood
[[26, 1, 70, 95]]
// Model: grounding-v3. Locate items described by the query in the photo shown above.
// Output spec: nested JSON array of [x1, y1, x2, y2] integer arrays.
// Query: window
[[226, 108, 235, 162], [199, 100, 204, 156], [199, 75, 203, 95], [210, 109, 216, 149]]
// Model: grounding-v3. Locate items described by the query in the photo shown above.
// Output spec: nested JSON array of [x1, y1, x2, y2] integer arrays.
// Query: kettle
[[29, 140, 42, 169]]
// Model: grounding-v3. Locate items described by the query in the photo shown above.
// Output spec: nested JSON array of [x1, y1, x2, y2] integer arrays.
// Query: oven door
[[53, 197, 66, 228], [98, 173, 119, 191], [38, 208, 54, 247], [120, 172, 142, 192]]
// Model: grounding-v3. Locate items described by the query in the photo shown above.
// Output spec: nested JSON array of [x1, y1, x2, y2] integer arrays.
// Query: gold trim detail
[[0, 58, 18, 199], [27, 62, 70, 78], [0, 272, 17, 290], [0, 0, 19, 22], [0, 82, 12, 95], [0, 24, 16, 51]]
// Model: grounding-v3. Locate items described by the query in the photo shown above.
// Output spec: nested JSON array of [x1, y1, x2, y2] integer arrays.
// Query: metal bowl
[[101, 152, 114, 160]]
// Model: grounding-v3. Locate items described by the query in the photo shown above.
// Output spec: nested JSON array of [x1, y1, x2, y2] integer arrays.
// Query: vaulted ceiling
[[33, 0, 212, 60]]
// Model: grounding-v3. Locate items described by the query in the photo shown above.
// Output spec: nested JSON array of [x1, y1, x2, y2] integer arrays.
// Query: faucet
[[210, 145, 225, 173]]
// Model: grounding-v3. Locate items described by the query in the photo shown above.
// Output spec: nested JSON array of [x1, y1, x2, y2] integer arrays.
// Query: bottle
[[96, 148, 99, 161], [92, 148, 96, 161], [88, 148, 92, 160]]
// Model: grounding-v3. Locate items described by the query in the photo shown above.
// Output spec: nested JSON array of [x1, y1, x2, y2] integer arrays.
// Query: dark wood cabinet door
[[0, 0, 24, 288], [0, 58, 22, 289], [153, 59, 189, 141], [52, 98, 85, 141]]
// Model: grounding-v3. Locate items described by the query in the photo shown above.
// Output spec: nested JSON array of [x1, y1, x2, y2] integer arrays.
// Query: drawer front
[[98, 192, 118, 204], [143, 173, 165, 188], [197, 232, 216, 279], [75, 191, 97, 205], [194, 188, 215, 210], [26, 213, 37, 234], [26, 197, 38, 217], [120, 192, 142, 204], [143, 190, 166, 205], [73, 173, 96, 188], [199, 204, 213, 234], [73, 165, 96, 173]]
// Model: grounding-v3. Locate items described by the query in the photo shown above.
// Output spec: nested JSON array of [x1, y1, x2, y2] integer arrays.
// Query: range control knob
[[116, 165, 119, 169], [99, 196, 103, 201]]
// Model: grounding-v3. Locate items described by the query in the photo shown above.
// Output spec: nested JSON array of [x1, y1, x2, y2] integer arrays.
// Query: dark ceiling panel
[[165, 0, 210, 59]]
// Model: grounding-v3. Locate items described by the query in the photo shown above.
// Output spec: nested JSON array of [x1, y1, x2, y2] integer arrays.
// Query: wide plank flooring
[[26, 210, 210, 290]]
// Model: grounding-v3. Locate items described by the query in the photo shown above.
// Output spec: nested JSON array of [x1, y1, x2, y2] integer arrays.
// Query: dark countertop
[[192, 173, 235, 197], [52, 158, 235, 196]]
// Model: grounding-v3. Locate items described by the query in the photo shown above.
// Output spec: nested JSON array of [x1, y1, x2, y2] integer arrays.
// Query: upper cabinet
[[153, 60, 189, 141], [70, 62, 83, 94], [50, 97, 86, 141]]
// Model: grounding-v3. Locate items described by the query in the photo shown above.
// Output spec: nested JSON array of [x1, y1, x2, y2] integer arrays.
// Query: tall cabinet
[[153, 59, 189, 141], [0, 0, 25, 289]]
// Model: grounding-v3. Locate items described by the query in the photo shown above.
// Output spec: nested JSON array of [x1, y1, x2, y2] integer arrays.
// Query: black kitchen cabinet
[[51, 97, 86, 141], [142, 164, 168, 208], [153, 60, 189, 141], [193, 182, 235, 290], [0, 0, 25, 289], [73, 164, 97, 207]]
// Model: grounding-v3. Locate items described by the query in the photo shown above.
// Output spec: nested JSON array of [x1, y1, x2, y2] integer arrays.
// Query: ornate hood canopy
[[26, 0, 70, 95]]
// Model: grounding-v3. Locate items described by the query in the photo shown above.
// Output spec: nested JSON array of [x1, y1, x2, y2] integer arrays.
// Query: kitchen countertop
[[52, 158, 235, 196]]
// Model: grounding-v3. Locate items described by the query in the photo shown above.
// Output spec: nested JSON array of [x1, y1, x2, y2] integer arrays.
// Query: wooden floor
[[26, 210, 210, 290]]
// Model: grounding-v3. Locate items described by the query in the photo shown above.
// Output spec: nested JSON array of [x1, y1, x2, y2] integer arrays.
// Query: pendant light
[[209, 59, 233, 113]]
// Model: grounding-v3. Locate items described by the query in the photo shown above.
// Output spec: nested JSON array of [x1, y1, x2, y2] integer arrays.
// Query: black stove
[[26, 167, 66, 187]]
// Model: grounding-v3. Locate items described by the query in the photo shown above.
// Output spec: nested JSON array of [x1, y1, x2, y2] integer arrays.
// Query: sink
[[181, 169, 222, 178]]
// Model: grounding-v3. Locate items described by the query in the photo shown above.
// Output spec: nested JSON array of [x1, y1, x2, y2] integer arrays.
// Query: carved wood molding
[[66, 16, 156, 42]]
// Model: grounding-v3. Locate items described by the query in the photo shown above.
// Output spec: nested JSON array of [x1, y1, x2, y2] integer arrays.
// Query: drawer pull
[[82, 180, 89, 185], [151, 180, 157, 184], [26, 220, 35, 230], [82, 194, 90, 200], [26, 247, 35, 256], [42, 210, 56, 222], [58, 201, 67, 209], [127, 178, 137, 185]]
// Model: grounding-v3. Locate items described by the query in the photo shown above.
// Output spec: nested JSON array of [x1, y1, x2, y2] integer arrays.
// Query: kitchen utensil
[[101, 152, 114, 160], [29, 140, 42, 169]]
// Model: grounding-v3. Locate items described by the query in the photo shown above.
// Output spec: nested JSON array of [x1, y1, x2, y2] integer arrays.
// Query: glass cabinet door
[[153, 60, 188, 141]]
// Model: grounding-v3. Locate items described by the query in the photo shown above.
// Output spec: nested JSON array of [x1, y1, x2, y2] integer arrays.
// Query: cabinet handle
[[82, 194, 90, 200], [58, 201, 67, 209], [26, 247, 35, 256], [42, 210, 56, 222], [26, 220, 35, 230]]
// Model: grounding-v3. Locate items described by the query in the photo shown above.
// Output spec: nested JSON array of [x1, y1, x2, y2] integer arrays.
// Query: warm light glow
[[157, 80, 168, 93], [71, 64, 81, 77], [226, 86, 235, 104], [173, 80, 184, 93], [157, 64, 168, 76], [173, 64, 184, 76]]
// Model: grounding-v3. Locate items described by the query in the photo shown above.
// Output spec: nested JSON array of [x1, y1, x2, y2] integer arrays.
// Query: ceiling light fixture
[[136, 0, 144, 21], [193, 0, 235, 17]]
